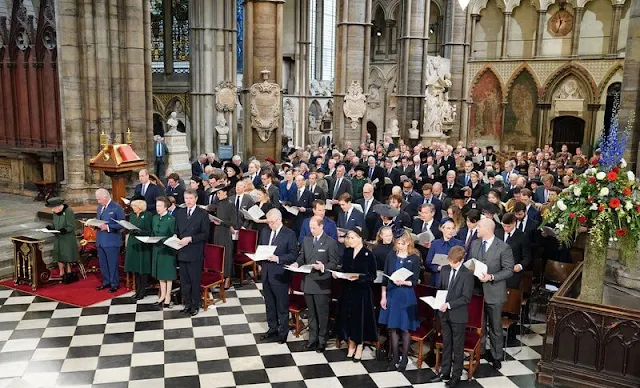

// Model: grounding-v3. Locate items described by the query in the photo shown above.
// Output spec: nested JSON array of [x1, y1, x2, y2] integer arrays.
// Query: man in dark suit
[[289, 216, 340, 352], [174, 189, 211, 316], [356, 183, 380, 241], [383, 158, 401, 187], [259, 209, 299, 344], [496, 213, 531, 289], [261, 171, 281, 208], [430, 246, 474, 387], [134, 169, 161, 213], [290, 175, 314, 232], [94, 189, 125, 293], [421, 183, 443, 222], [247, 161, 262, 188], [336, 193, 366, 232], [152, 136, 169, 178], [401, 179, 424, 217], [412, 203, 443, 258], [365, 156, 385, 199], [457, 160, 474, 187], [457, 209, 480, 260], [443, 171, 462, 198], [191, 154, 207, 177], [514, 202, 540, 241], [165, 173, 185, 205], [328, 165, 353, 203], [229, 180, 255, 228], [307, 172, 326, 202], [468, 219, 514, 369], [397, 157, 414, 180]]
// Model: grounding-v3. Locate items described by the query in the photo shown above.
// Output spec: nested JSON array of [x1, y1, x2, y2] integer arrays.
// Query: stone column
[[243, 0, 284, 160], [469, 14, 480, 60], [586, 104, 601, 149], [314, 0, 324, 80], [534, 9, 547, 57], [385, 19, 395, 60], [396, 0, 430, 138], [190, 0, 237, 157], [443, 0, 467, 140], [295, 0, 311, 145], [571, 7, 584, 57], [163, 0, 174, 75], [57, 0, 153, 200], [608, 4, 624, 56], [333, 0, 372, 147], [501, 12, 512, 59], [620, 0, 640, 172]]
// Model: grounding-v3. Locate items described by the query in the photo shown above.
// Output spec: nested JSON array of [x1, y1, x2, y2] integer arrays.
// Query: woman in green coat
[[152, 197, 176, 308], [124, 199, 153, 300], [46, 197, 80, 284]]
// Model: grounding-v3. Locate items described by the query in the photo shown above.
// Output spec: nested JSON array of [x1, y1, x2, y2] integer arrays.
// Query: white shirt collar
[[315, 232, 324, 240], [483, 235, 495, 250]]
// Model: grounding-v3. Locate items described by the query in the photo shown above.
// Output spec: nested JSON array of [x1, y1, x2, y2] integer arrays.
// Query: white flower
[[556, 199, 567, 211], [627, 171, 635, 181], [600, 187, 610, 196], [596, 172, 606, 181], [573, 187, 582, 197], [557, 224, 565, 231], [625, 201, 633, 211], [590, 203, 598, 211], [621, 158, 627, 168]]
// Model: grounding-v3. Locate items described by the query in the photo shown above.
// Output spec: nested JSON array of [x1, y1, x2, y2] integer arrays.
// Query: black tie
[[269, 231, 277, 245], [422, 222, 428, 233], [188, 208, 193, 218], [448, 268, 457, 290], [313, 237, 318, 247], [518, 222, 524, 232]]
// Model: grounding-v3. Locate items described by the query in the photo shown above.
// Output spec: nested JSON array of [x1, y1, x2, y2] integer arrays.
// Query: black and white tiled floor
[[0, 284, 545, 388]]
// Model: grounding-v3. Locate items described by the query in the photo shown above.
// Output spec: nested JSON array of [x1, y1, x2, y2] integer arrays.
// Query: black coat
[[437, 264, 474, 324], [211, 199, 238, 276], [258, 226, 299, 284], [356, 197, 381, 241], [174, 207, 210, 262], [496, 229, 532, 289], [372, 243, 393, 271], [134, 183, 162, 214], [165, 184, 185, 205], [335, 247, 379, 344]]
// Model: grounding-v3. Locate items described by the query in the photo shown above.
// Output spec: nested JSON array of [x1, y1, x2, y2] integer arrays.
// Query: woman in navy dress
[[378, 231, 421, 371], [334, 227, 378, 362], [424, 218, 464, 286], [372, 226, 394, 270], [278, 169, 297, 204]]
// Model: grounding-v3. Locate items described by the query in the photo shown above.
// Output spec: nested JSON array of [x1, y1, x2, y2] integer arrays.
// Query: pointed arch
[[597, 63, 624, 101], [152, 95, 165, 117], [468, 65, 506, 101], [165, 95, 186, 118], [542, 63, 597, 104], [505, 63, 541, 100], [372, 0, 390, 20], [389, 0, 401, 20]]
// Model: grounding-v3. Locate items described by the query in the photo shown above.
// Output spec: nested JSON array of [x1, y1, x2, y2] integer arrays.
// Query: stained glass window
[[237, 0, 243, 74], [151, 0, 164, 72], [150, 0, 190, 74]]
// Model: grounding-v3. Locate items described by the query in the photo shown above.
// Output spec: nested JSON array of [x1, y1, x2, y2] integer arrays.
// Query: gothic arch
[[370, 65, 386, 83], [505, 63, 541, 99], [469, 0, 490, 15], [165, 95, 187, 118], [372, 0, 391, 20], [152, 95, 165, 117], [597, 63, 624, 101], [430, 0, 445, 15], [542, 63, 597, 104], [468, 65, 506, 101], [388, 0, 400, 20]]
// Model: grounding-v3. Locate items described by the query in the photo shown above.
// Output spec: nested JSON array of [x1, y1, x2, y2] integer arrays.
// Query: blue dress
[[378, 252, 420, 331], [425, 238, 464, 286]]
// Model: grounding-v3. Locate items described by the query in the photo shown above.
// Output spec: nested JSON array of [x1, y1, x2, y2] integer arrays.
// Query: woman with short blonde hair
[[124, 198, 153, 299]]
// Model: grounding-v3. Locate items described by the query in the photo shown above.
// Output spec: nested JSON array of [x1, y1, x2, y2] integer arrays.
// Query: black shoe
[[163, 303, 171, 309], [430, 373, 451, 383], [386, 357, 399, 371], [492, 360, 502, 370], [316, 344, 326, 353], [180, 307, 191, 313], [70, 272, 79, 283], [61, 273, 70, 284], [396, 358, 408, 372], [135, 294, 145, 300], [189, 308, 199, 317], [445, 377, 461, 388], [303, 341, 317, 350], [260, 331, 277, 341], [109, 286, 119, 293], [278, 337, 287, 344], [96, 284, 109, 291]]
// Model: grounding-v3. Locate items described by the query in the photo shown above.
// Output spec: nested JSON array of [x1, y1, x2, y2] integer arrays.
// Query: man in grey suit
[[153, 136, 169, 178], [328, 164, 353, 218], [468, 218, 514, 370], [261, 170, 281, 208], [230, 180, 256, 227], [289, 216, 340, 353]]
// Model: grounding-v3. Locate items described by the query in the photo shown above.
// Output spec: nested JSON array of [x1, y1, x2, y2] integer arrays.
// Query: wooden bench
[[34, 180, 57, 201]]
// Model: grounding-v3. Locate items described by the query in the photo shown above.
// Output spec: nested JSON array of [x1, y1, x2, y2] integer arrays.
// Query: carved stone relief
[[283, 98, 296, 139], [215, 81, 237, 112], [343, 80, 367, 130], [250, 70, 281, 142]]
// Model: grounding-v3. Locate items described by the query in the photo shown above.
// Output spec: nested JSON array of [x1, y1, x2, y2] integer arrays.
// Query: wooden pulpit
[[89, 144, 146, 206]]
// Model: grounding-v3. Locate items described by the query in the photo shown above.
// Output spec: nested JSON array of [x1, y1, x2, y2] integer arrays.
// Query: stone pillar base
[[165, 130, 191, 179], [421, 133, 450, 146]]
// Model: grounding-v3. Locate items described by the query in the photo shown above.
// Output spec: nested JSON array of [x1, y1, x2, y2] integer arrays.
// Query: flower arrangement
[[542, 106, 638, 267]]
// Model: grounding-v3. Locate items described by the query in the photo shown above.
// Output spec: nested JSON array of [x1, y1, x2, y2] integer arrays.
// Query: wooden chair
[[233, 229, 258, 286], [288, 272, 307, 337], [543, 260, 577, 287], [502, 288, 522, 359], [201, 244, 226, 310], [519, 271, 533, 328], [409, 284, 437, 368], [435, 294, 485, 381]]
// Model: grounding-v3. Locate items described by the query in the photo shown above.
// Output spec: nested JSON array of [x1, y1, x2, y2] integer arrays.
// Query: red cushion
[[410, 321, 434, 339], [288, 294, 306, 311], [201, 272, 223, 286], [234, 254, 254, 265]]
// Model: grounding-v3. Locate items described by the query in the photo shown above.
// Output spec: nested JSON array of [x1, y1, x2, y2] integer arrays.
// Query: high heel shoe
[[163, 303, 171, 309], [352, 345, 363, 362], [153, 300, 163, 306], [396, 357, 408, 372], [387, 355, 399, 371]]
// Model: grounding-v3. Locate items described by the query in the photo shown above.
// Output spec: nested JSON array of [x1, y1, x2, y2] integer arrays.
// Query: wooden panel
[[27, 52, 42, 147], [13, 53, 32, 147], [251, 130, 276, 161]]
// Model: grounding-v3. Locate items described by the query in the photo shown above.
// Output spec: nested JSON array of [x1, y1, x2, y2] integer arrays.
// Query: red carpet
[[0, 272, 130, 307]]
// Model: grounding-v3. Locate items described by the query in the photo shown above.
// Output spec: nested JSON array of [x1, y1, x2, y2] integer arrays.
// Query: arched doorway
[[551, 116, 584, 154], [367, 121, 377, 144]]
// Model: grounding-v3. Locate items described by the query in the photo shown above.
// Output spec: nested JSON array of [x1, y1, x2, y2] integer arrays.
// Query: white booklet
[[383, 267, 413, 282], [384, 177, 393, 185], [371, 178, 379, 186], [121, 197, 131, 205], [34, 228, 60, 234], [410, 230, 435, 245], [209, 214, 223, 224], [135, 236, 165, 244], [245, 245, 277, 261], [325, 199, 334, 210], [163, 235, 184, 250], [114, 219, 140, 231], [329, 270, 361, 280], [374, 270, 385, 284], [284, 264, 314, 273], [420, 290, 448, 310], [241, 205, 265, 222], [464, 258, 488, 279], [84, 219, 107, 228], [352, 203, 363, 213], [283, 205, 300, 216], [431, 253, 450, 266]]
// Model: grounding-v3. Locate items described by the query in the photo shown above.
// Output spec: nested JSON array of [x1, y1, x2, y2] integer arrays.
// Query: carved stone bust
[[215, 114, 230, 145], [408, 120, 419, 139]]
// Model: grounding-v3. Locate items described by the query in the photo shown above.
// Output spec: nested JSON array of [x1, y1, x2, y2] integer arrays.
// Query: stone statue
[[424, 87, 442, 135], [408, 120, 419, 139], [422, 55, 455, 138], [166, 111, 179, 134], [283, 99, 295, 138], [215, 113, 230, 145], [388, 119, 400, 137]]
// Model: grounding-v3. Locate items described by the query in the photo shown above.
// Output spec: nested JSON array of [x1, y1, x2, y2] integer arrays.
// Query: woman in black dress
[[211, 185, 238, 289], [372, 226, 394, 270], [190, 176, 207, 205], [335, 227, 378, 362]]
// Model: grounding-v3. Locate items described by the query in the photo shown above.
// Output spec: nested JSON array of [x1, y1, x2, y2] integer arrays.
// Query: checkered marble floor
[[0, 284, 546, 388]]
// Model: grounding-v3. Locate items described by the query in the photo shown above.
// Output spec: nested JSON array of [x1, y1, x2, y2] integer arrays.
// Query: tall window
[[309, 0, 336, 82], [150, 0, 190, 74], [237, 0, 244, 73]]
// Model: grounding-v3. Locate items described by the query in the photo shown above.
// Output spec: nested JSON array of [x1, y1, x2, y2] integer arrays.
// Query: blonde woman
[[447, 204, 465, 232]]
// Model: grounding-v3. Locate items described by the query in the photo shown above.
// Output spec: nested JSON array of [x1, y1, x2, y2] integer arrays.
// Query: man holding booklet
[[429, 246, 474, 388]]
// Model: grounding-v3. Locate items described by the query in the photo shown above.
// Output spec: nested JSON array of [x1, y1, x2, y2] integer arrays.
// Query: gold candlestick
[[125, 128, 133, 145]]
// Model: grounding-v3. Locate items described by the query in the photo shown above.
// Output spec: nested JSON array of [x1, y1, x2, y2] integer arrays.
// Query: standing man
[[165, 173, 185, 205], [259, 209, 298, 344], [356, 183, 380, 241], [496, 213, 531, 289], [430, 246, 474, 387], [261, 171, 281, 208], [298, 200, 339, 244], [290, 175, 314, 232], [153, 136, 169, 178], [468, 219, 514, 369], [336, 193, 366, 232], [134, 169, 161, 213], [289, 216, 340, 352], [174, 189, 210, 316], [307, 172, 326, 201], [192, 154, 207, 177], [366, 156, 385, 199], [230, 180, 255, 228], [95, 189, 125, 293]]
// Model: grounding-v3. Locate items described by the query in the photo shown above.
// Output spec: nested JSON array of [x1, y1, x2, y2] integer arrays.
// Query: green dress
[[52, 205, 80, 263], [124, 211, 153, 274], [152, 212, 177, 280], [352, 176, 367, 202]]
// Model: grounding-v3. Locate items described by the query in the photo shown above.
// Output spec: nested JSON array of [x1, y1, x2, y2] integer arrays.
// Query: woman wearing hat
[[224, 163, 241, 193], [124, 199, 153, 300], [425, 218, 464, 286], [334, 227, 378, 362], [210, 184, 238, 289], [46, 197, 80, 284], [151, 197, 176, 308], [351, 165, 368, 201]]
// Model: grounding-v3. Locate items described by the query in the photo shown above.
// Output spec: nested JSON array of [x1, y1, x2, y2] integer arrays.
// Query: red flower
[[588, 177, 596, 184], [578, 215, 587, 223], [598, 205, 606, 212], [613, 167, 620, 173], [637, 205, 640, 213], [609, 198, 621, 209], [623, 187, 632, 196], [587, 196, 594, 203], [592, 159, 599, 166], [569, 212, 575, 218], [616, 229, 628, 237], [573, 178, 579, 184], [607, 172, 618, 181]]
